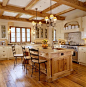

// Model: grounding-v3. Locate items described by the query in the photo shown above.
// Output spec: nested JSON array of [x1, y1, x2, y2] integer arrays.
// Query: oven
[[67, 46, 78, 62], [60, 45, 78, 63]]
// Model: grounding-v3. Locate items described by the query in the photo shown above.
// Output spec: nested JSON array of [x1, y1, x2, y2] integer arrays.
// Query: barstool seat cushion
[[32, 59, 47, 63], [24, 56, 31, 59], [14, 54, 23, 57]]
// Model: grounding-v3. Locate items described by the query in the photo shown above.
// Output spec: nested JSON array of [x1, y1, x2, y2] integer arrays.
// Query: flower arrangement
[[42, 39, 48, 44], [42, 39, 48, 49]]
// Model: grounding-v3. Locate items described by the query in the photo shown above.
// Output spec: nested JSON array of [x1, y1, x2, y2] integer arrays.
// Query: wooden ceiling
[[0, 0, 86, 23]]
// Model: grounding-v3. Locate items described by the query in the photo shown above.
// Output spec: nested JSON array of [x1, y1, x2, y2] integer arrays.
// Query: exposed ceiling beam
[[2, 0, 9, 6], [25, 0, 39, 10], [0, 10, 4, 16], [41, 2, 62, 13], [29, 16, 35, 20], [0, 2, 65, 20], [55, 8, 76, 16], [15, 13, 22, 18], [0, 15, 46, 23], [53, 0, 86, 11]]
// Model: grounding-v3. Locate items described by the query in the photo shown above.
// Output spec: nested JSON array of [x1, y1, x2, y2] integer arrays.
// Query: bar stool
[[22, 46, 31, 74], [11, 45, 23, 67], [29, 48, 47, 81]]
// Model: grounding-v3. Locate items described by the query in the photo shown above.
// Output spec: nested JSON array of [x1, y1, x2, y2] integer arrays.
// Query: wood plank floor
[[0, 59, 86, 87]]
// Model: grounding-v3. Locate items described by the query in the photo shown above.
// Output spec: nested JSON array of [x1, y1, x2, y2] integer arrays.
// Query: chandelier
[[45, 0, 57, 27], [32, 8, 42, 30]]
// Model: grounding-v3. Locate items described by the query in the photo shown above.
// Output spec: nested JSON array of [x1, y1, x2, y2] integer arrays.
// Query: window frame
[[10, 26, 31, 43]]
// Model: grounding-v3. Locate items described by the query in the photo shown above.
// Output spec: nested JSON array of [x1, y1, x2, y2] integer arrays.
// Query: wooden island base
[[25, 46, 73, 82], [37, 50, 73, 82]]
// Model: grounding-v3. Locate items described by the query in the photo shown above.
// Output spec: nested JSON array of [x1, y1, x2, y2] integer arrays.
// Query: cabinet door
[[78, 47, 86, 63], [82, 17, 86, 31], [78, 51, 84, 63]]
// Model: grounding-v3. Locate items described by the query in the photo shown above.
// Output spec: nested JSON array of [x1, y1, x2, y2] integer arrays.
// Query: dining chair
[[29, 48, 47, 81], [11, 45, 23, 67], [22, 46, 31, 74]]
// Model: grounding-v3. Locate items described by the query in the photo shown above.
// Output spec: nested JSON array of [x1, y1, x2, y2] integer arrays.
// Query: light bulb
[[32, 21, 36, 26], [39, 21, 42, 25], [50, 14, 54, 19], [54, 17, 57, 22], [45, 17, 48, 23]]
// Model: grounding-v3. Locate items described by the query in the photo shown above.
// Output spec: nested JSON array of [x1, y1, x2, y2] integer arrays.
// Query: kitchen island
[[25, 46, 74, 82]]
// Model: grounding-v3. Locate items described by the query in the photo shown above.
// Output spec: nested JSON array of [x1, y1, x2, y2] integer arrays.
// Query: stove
[[60, 45, 79, 63]]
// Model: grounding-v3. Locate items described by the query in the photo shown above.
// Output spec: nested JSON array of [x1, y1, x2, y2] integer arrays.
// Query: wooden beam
[[25, 0, 39, 10], [0, 15, 46, 23], [55, 8, 76, 16], [41, 2, 62, 13], [0, 2, 65, 20], [53, 0, 86, 11], [0, 10, 4, 16], [2, 0, 9, 6], [15, 13, 22, 18], [29, 16, 35, 20]]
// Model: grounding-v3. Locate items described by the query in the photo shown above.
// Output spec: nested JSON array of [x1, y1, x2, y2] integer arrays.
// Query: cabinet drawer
[[1, 54, 7, 58]]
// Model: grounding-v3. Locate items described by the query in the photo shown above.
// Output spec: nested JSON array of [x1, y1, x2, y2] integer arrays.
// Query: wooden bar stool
[[11, 45, 23, 67], [22, 46, 31, 74], [29, 48, 47, 81]]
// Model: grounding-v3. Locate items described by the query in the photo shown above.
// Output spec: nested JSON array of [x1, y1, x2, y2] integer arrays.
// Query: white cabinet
[[0, 46, 8, 59], [82, 16, 86, 31], [0, 23, 8, 39], [78, 47, 86, 64], [8, 46, 13, 58], [81, 31, 86, 39], [35, 28, 48, 39], [56, 22, 64, 40]]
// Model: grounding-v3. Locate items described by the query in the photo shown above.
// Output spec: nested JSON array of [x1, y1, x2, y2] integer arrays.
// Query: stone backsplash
[[66, 32, 85, 45]]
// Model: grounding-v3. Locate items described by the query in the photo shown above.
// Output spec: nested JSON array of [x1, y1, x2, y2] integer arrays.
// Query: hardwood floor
[[0, 59, 86, 87]]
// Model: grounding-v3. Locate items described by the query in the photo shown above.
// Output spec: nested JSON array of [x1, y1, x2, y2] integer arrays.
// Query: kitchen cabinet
[[78, 47, 86, 64], [56, 22, 64, 40], [81, 16, 86, 39], [81, 31, 86, 39], [0, 23, 8, 39], [0, 46, 8, 59], [35, 27, 48, 39], [82, 16, 86, 31], [0, 45, 23, 60]]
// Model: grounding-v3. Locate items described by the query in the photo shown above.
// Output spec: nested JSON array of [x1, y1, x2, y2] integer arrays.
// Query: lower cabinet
[[78, 47, 86, 64], [0, 46, 8, 59], [0, 45, 23, 60]]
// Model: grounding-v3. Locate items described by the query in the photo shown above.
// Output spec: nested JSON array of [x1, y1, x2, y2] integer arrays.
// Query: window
[[53, 30, 56, 41], [10, 26, 31, 43]]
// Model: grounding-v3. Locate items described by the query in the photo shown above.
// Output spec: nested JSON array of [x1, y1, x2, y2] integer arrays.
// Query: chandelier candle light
[[32, 8, 42, 30], [45, 0, 57, 27]]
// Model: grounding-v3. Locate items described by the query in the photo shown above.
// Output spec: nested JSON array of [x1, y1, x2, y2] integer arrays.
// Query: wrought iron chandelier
[[32, 8, 42, 30], [45, 0, 57, 27]]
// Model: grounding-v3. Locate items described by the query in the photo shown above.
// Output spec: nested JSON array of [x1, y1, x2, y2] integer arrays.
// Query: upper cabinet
[[56, 22, 64, 40], [62, 17, 82, 33], [81, 16, 86, 39], [35, 27, 48, 39], [0, 23, 8, 39]]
